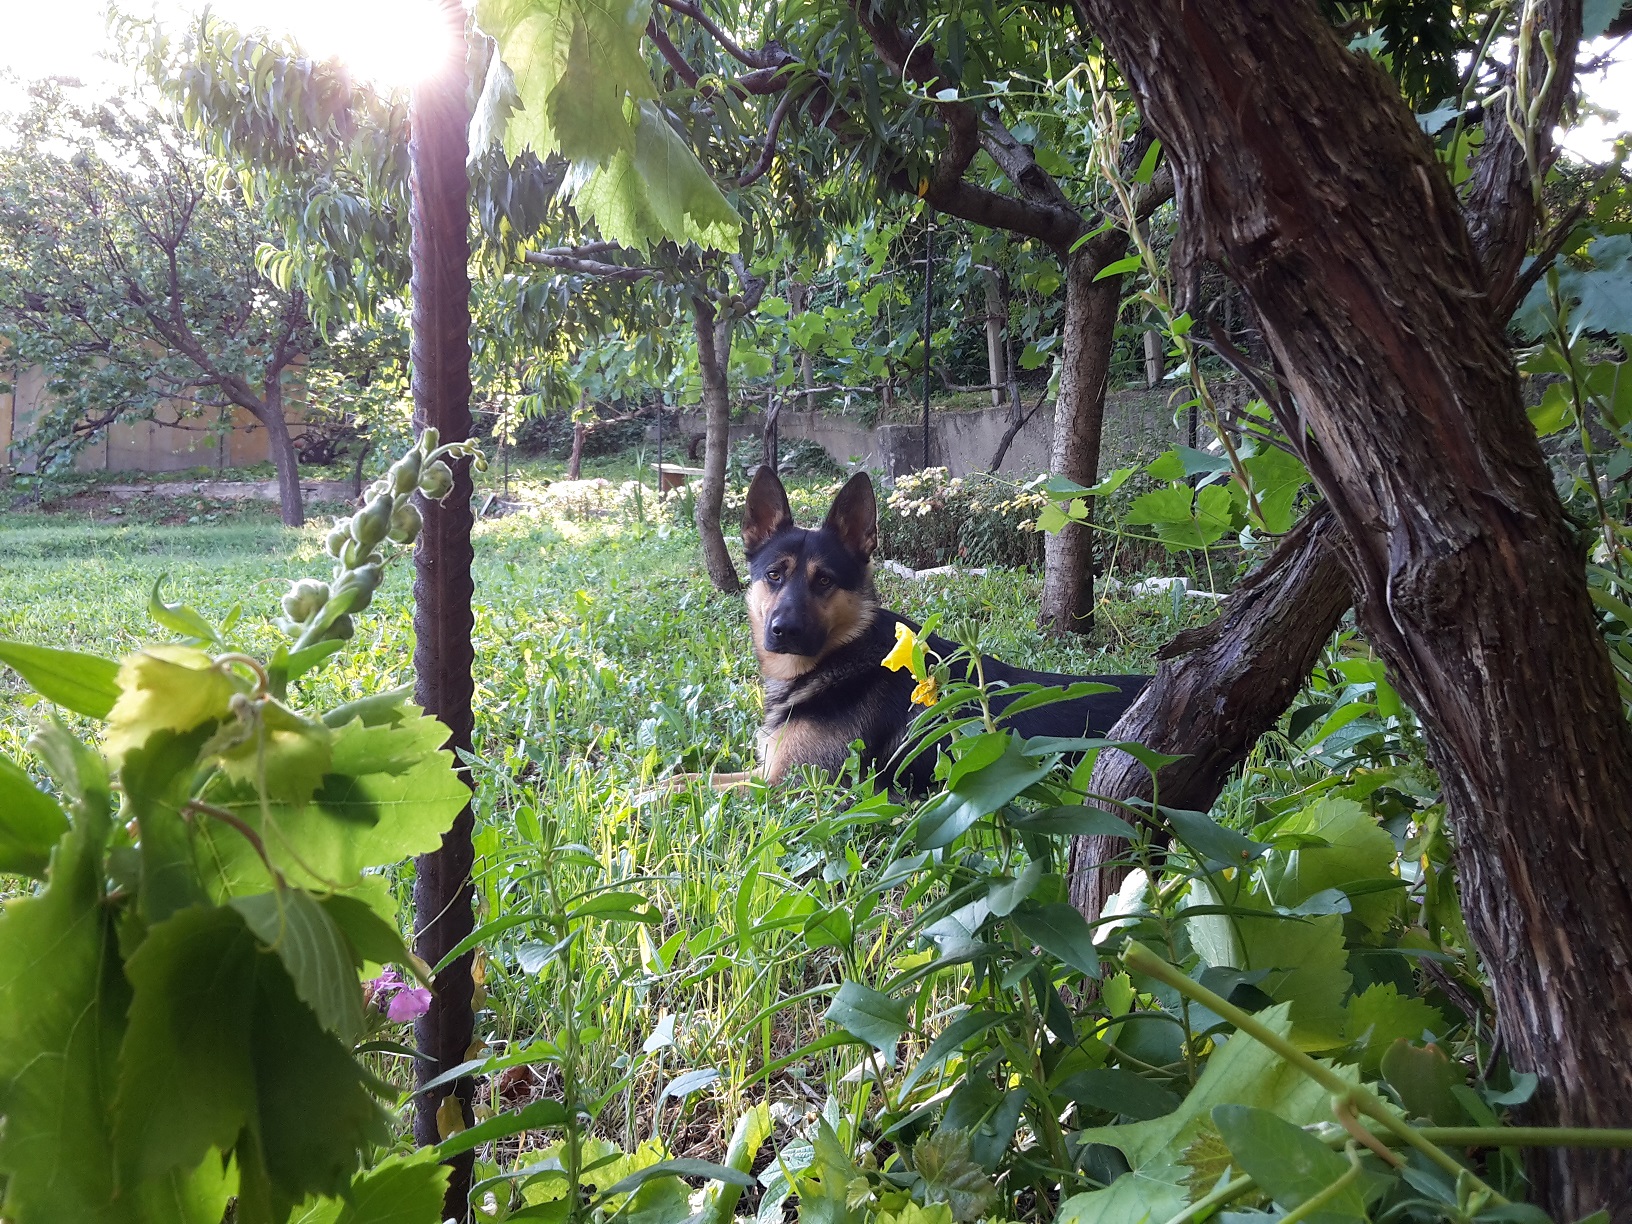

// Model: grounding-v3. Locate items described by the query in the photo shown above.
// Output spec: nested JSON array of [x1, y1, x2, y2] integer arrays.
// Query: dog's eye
[[766, 570, 782, 584], [814, 574, 833, 590]]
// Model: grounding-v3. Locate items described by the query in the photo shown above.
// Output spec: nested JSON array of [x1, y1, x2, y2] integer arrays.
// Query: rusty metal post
[[409, 2, 477, 1217]]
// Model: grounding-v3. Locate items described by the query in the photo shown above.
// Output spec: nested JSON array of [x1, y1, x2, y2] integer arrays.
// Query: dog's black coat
[[743, 468, 1150, 792]]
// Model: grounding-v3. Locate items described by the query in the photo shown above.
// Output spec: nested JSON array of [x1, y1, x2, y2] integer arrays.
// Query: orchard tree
[[0, 85, 318, 525], [1068, 0, 1632, 1210]]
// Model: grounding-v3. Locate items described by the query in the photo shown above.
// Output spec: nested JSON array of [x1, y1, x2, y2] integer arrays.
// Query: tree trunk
[[691, 295, 742, 593], [982, 268, 1007, 410], [1069, 504, 1352, 917], [408, 2, 477, 1214], [1038, 248, 1123, 635], [789, 281, 816, 414], [763, 384, 780, 472], [568, 410, 586, 480], [1082, 0, 1632, 1211], [260, 380, 305, 528], [1142, 326, 1163, 389]]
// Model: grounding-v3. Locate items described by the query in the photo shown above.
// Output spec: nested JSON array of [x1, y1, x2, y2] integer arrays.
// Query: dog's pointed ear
[[823, 472, 877, 560], [743, 466, 794, 557]]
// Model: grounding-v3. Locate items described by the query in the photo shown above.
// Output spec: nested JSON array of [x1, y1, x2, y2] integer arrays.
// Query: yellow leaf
[[104, 645, 245, 763], [436, 1094, 467, 1141]]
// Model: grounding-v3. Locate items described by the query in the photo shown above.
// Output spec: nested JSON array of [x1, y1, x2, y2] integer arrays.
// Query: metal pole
[[922, 208, 933, 470], [408, 2, 477, 1216]]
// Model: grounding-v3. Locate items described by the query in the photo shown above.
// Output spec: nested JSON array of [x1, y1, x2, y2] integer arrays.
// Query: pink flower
[[367, 968, 431, 1022], [386, 986, 433, 1023]]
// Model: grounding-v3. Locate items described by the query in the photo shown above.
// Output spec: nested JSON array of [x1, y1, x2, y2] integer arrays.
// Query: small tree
[[0, 86, 317, 525]]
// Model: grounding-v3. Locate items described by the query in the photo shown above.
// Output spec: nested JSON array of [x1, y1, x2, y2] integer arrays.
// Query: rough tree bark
[[982, 268, 1007, 410], [1070, 505, 1352, 917], [259, 380, 305, 528], [408, 1, 478, 1214], [1038, 252, 1124, 635], [691, 295, 743, 593], [1082, 0, 1632, 1210]]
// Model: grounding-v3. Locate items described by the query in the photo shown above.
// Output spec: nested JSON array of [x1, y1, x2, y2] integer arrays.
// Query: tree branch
[[522, 249, 661, 282], [652, 0, 772, 68], [738, 88, 799, 186]]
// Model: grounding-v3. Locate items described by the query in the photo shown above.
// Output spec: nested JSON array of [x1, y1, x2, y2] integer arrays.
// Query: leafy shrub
[[878, 467, 1046, 570]]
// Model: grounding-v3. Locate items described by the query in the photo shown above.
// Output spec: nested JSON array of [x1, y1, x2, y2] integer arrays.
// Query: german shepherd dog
[[716, 467, 1149, 793]]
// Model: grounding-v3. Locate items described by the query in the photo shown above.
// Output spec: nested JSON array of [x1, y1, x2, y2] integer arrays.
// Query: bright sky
[[0, 1, 1627, 160], [0, 0, 457, 105]]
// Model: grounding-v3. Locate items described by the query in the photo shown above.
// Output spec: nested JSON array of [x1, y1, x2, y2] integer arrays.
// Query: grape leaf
[[117, 904, 392, 1216], [0, 750, 68, 878], [196, 716, 468, 894], [104, 645, 244, 764], [0, 794, 128, 1222], [335, 1150, 452, 1223], [1062, 1005, 1357, 1223], [116, 906, 260, 1184], [1342, 983, 1446, 1077], [232, 890, 367, 1045]]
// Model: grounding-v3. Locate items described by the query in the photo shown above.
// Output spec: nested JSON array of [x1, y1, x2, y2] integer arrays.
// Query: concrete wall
[[1, 362, 296, 475], [681, 384, 1193, 480]]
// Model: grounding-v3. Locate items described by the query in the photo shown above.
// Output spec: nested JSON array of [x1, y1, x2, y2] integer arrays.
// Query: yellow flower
[[882, 622, 917, 672], [910, 676, 940, 707]]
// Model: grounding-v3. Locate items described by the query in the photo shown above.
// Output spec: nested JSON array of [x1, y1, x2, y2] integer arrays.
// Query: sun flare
[[188, 0, 459, 89]]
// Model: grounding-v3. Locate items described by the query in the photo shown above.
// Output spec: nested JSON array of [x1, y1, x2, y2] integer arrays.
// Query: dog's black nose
[[768, 615, 795, 642]]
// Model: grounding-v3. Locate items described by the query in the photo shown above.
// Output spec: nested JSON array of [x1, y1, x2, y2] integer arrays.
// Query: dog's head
[[741, 468, 879, 677]]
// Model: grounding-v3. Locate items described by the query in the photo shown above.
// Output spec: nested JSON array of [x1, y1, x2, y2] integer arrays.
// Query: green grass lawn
[[0, 468, 1218, 1164]]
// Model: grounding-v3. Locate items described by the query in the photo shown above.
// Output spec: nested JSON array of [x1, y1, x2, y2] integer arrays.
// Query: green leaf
[[1585, 0, 1623, 37], [916, 738, 1053, 850], [572, 102, 741, 253], [1007, 805, 1135, 841], [698, 1105, 773, 1224], [1009, 903, 1101, 979], [105, 645, 243, 763], [1211, 1104, 1366, 1221], [0, 790, 126, 1221], [1059, 1067, 1182, 1121], [1133, 138, 1162, 184], [149, 575, 222, 644], [900, 1011, 1009, 1095], [1126, 485, 1192, 526], [1066, 1004, 1357, 1220], [477, 0, 653, 162], [824, 981, 909, 1061], [1259, 797, 1400, 936], [598, 1158, 757, 1201], [1163, 807, 1268, 867], [198, 713, 468, 895], [116, 906, 260, 1185], [335, 1150, 452, 1224], [910, 1130, 999, 1222], [232, 890, 367, 1044], [0, 751, 68, 878], [320, 893, 415, 970], [1241, 446, 1311, 534], [1342, 983, 1445, 1077], [435, 1099, 570, 1160], [0, 638, 122, 719], [1093, 254, 1143, 282], [137, 1149, 239, 1224], [117, 904, 392, 1209], [1144, 450, 1187, 483], [1380, 1039, 1468, 1125], [122, 726, 214, 925], [1182, 874, 1353, 1050]]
